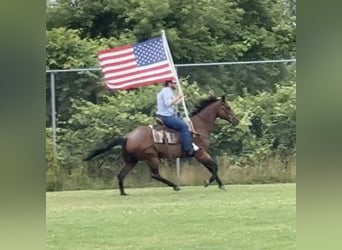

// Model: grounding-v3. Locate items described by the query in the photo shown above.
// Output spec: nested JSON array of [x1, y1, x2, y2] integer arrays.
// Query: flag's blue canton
[[133, 38, 167, 67]]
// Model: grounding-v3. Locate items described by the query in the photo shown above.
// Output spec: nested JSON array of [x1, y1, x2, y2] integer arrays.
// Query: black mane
[[190, 96, 219, 116]]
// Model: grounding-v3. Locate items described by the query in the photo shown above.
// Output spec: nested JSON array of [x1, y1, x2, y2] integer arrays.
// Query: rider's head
[[164, 79, 177, 89]]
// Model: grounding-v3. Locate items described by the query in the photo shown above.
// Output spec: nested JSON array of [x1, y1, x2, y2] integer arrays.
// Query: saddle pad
[[148, 125, 180, 144]]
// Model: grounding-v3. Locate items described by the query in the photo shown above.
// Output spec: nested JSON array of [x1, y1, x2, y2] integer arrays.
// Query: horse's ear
[[221, 96, 225, 102]]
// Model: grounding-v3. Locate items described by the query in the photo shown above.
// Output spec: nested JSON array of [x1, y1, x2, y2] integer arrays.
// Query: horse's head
[[217, 96, 239, 126]]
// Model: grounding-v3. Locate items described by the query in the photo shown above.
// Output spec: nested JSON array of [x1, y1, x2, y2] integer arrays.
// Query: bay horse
[[83, 96, 239, 195]]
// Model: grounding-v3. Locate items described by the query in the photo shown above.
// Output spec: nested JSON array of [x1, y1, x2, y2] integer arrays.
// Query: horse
[[83, 96, 239, 195]]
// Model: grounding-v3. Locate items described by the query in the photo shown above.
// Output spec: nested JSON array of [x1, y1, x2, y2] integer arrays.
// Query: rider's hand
[[179, 93, 185, 99]]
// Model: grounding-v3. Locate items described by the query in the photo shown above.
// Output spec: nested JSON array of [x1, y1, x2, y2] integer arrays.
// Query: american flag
[[98, 37, 175, 90]]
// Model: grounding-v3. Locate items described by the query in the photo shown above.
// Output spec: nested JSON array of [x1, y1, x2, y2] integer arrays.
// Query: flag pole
[[161, 30, 195, 132]]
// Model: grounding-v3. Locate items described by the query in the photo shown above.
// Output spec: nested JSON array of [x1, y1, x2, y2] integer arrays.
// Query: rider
[[156, 80, 196, 157]]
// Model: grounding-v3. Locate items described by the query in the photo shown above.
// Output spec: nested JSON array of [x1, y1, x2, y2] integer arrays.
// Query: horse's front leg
[[195, 151, 225, 190], [203, 159, 225, 190]]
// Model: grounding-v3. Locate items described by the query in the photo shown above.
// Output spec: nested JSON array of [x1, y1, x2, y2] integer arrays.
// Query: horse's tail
[[83, 137, 125, 161]]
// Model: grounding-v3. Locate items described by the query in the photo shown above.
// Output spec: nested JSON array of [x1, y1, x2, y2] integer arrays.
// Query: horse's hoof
[[173, 186, 181, 191], [120, 192, 128, 196], [219, 185, 226, 191], [204, 180, 210, 188]]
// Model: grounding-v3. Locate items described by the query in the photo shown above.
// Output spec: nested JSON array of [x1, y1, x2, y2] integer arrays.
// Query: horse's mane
[[190, 96, 219, 116]]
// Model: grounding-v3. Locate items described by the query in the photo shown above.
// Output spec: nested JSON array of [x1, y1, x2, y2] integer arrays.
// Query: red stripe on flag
[[101, 59, 137, 72], [104, 64, 171, 80], [105, 70, 172, 85], [98, 44, 132, 55], [98, 51, 134, 63], [105, 76, 174, 90]]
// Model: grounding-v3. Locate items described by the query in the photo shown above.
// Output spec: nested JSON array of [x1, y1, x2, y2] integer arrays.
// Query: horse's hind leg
[[145, 158, 180, 191], [117, 159, 138, 196]]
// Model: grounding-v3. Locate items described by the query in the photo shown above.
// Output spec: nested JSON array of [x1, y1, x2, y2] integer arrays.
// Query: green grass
[[46, 184, 296, 250]]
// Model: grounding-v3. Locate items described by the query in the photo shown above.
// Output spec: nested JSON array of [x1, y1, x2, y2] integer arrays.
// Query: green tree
[[46, 0, 296, 102], [46, 28, 123, 125], [47, 0, 295, 61]]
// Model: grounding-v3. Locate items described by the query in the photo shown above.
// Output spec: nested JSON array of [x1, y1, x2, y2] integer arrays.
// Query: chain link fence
[[46, 59, 296, 153]]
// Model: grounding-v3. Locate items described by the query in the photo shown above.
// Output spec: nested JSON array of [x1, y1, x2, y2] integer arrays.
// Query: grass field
[[46, 184, 296, 250]]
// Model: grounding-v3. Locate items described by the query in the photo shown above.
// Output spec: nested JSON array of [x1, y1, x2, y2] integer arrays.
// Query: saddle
[[149, 118, 180, 144]]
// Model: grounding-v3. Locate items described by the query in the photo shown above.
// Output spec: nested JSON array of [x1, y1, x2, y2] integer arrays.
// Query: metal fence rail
[[46, 59, 296, 73]]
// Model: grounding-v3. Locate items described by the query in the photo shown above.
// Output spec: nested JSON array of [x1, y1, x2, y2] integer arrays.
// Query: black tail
[[83, 137, 125, 161]]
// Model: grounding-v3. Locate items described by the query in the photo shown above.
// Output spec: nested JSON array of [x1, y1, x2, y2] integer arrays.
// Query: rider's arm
[[172, 84, 185, 105], [171, 94, 185, 105], [163, 89, 184, 106]]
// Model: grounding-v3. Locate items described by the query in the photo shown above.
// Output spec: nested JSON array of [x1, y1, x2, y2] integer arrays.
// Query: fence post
[[174, 65, 181, 178], [50, 72, 57, 156], [175, 100, 180, 178]]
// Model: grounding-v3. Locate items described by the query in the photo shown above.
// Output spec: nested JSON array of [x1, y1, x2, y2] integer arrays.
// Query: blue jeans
[[159, 115, 192, 152]]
